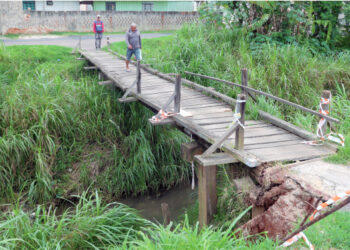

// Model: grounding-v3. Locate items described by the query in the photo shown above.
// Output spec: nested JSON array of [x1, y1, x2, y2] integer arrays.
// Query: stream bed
[[120, 184, 198, 222]]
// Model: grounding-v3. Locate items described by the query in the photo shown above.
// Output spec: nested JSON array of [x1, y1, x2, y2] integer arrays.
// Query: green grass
[[1, 191, 349, 249], [0, 44, 190, 204], [2, 30, 175, 39], [302, 211, 350, 249], [109, 24, 350, 164], [0, 191, 149, 249]]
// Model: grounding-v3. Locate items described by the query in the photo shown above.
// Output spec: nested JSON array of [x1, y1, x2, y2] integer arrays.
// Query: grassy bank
[[0, 191, 149, 249], [109, 24, 350, 163], [2, 30, 175, 39], [0, 45, 190, 204], [1, 192, 349, 249]]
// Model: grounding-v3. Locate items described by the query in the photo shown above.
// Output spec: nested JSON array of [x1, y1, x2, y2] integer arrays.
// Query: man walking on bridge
[[125, 23, 142, 72], [93, 15, 104, 50]]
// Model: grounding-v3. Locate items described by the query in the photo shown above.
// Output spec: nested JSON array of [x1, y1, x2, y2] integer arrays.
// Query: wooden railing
[[184, 71, 339, 124]]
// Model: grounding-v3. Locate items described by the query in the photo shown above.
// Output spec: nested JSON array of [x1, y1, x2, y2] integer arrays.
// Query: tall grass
[[0, 191, 148, 249], [126, 211, 278, 250], [110, 24, 350, 163], [0, 45, 190, 203]]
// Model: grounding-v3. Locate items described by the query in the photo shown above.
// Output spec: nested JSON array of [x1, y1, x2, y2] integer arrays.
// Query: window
[[46, 1, 53, 6], [80, 1, 93, 11], [142, 2, 153, 11], [23, 1, 35, 11], [106, 2, 116, 11]]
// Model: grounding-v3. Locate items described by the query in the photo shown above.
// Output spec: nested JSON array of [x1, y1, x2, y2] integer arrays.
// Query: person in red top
[[93, 15, 104, 50]]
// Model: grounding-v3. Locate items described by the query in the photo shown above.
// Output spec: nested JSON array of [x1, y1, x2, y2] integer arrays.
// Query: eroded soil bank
[[234, 162, 339, 240]]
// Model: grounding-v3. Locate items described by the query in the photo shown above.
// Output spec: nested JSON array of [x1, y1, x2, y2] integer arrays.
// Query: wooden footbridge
[[78, 48, 338, 226]]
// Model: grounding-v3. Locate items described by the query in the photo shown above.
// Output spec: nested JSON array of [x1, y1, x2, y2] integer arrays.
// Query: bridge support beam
[[181, 142, 217, 226], [181, 141, 204, 162], [198, 164, 217, 227]]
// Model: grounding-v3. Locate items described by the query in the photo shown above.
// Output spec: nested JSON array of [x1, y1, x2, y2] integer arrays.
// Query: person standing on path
[[125, 23, 142, 72], [93, 15, 104, 50]]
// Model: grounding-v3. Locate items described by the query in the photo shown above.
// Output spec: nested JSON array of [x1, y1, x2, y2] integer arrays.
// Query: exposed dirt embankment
[[238, 163, 330, 240]]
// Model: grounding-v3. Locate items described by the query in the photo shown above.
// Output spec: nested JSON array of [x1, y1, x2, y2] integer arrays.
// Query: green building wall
[[93, 1, 194, 12], [116, 1, 142, 11], [93, 1, 105, 11], [167, 1, 193, 12]]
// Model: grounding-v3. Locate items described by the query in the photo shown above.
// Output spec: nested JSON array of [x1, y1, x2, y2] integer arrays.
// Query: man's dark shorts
[[126, 48, 142, 61]]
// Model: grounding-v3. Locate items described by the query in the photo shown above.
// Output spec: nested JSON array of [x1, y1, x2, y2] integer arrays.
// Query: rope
[[282, 232, 314, 250], [302, 95, 345, 147], [309, 190, 350, 221], [282, 189, 350, 249], [230, 99, 246, 129], [190, 133, 195, 190]]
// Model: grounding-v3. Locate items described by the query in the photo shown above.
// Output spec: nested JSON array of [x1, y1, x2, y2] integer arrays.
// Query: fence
[[1, 7, 199, 35]]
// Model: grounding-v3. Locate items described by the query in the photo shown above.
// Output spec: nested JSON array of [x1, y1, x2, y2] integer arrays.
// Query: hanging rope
[[190, 133, 195, 190], [229, 99, 246, 129], [303, 94, 345, 147], [282, 190, 350, 249]]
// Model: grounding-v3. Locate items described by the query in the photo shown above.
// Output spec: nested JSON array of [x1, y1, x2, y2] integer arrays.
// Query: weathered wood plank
[[99, 80, 114, 86], [248, 143, 333, 162], [231, 133, 302, 146], [118, 97, 137, 103], [181, 142, 205, 162], [149, 117, 175, 126], [84, 66, 97, 70], [195, 152, 239, 166], [244, 140, 304, 150], [173, 115, 261, 167], [203, 122, 240, 156], [258, 111, 317, 140]]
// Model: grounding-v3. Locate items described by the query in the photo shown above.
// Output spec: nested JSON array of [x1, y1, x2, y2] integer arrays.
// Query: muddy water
[[120, 184, 197, 222]]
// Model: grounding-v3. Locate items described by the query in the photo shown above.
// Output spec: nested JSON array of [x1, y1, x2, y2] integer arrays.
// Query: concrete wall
[[0, 8, 199, 34]]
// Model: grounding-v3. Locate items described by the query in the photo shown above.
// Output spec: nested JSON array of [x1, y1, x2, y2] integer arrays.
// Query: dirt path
[[288, 158, 350, 211], [1, 33, 171, 51]]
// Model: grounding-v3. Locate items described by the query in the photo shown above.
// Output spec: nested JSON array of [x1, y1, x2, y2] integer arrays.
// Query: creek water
[[120, 184, 198, 222]]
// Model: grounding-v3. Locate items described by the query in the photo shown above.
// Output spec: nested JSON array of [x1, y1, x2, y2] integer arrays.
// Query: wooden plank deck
[[80, 50, 335, 167]]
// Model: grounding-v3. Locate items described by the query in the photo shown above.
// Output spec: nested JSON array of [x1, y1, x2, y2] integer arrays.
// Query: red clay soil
[[6, 27, 53, 35], [239, 164, 330, 240]]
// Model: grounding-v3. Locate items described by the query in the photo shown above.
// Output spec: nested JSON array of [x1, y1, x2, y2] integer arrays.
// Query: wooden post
[[181, 141, 204, 162], [241, 68, 248, 96], [198, 164, 217, 227], [203, 122, 240, 156], [174, 74, 181, 113], [235, 94, 246, 150], [137, 60, 141, 94], [320, 90, 331, 137], [161, 202, 171, 226], [107, 36, 110, 48]]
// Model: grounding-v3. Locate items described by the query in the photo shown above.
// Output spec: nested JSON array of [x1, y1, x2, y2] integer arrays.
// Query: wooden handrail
[[106, 49, 236, 106], [184, 71, 340, 123]]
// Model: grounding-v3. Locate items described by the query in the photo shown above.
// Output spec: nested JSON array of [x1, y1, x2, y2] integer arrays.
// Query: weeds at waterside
[[2, 193, 348, 249], [0, 45, 190, 203], [109, 24, 350, 163], [0, 191, 149, 249]]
